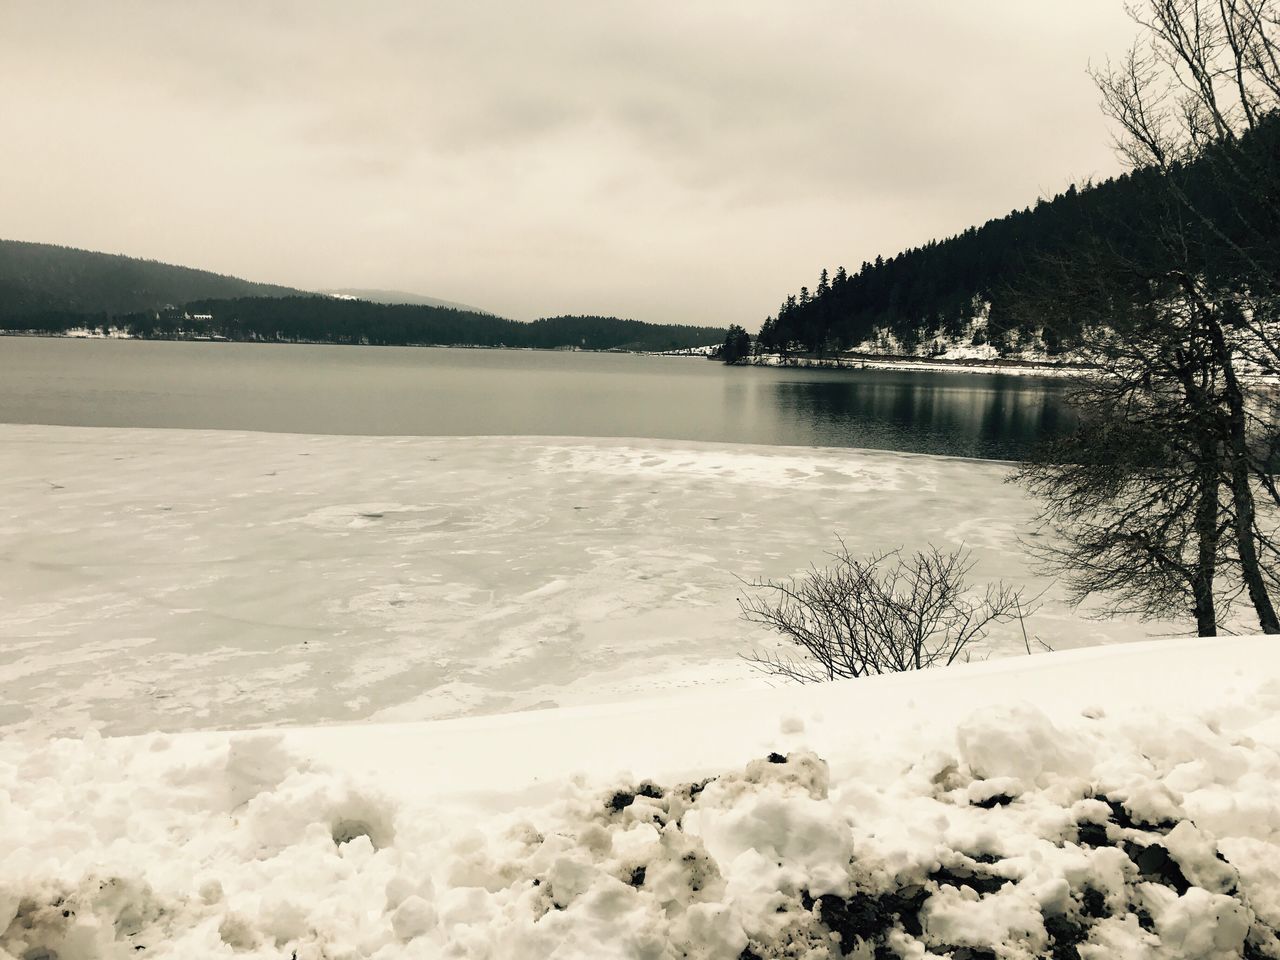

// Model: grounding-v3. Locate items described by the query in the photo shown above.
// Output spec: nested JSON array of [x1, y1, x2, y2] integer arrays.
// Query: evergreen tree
[[756, 123, 1279, 358], [719, 324, 752, 364], [1, 295, 728, 354]]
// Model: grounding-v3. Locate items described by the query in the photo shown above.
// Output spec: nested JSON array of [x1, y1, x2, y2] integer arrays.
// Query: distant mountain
[[0, 239, 727, 352], [0, 239, 303, 319], [322, 287, 489, 314]]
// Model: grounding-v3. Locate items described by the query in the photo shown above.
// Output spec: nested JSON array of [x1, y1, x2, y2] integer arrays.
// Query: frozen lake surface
[[0, 337, 1072, 459], [0, 425, 1170, 738]]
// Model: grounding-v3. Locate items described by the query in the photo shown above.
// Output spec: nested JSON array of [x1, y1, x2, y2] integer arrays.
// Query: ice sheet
[[0, 425, 1173, 737]]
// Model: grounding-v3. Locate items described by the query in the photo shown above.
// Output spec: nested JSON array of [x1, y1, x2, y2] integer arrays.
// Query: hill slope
[[764, 113, 1280, 358], [0, 239, 303, 318], [165, 298, 725, 352], [323, 287, 489, 314], [0, 242, 725, 351]]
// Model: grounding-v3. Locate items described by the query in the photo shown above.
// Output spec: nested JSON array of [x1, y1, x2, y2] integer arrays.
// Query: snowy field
[[3, 636, 1278, 958], [4, 426, 1277, 958], [0, 425, 1170, 740]]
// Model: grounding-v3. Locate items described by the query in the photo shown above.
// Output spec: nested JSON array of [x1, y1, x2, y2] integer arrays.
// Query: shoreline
[[0, 329, 1083, 374], [734, 351, 1091, 378], [0, 328, 717, 358]]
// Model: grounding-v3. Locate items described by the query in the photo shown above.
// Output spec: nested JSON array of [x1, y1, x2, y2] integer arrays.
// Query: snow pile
[[3, 637, 1279, 958]]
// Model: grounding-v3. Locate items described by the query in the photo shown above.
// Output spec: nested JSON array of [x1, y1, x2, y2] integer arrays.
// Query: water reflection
[[0, 338, 1075, 460], [749, 371, 1072, 459]]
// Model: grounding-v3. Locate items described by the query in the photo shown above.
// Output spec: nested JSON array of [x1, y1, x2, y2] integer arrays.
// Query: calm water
[[0, 337, 1074, 459]]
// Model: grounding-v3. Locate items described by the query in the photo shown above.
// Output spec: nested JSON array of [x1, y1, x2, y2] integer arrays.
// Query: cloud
[[0, 0, 1138, 325]]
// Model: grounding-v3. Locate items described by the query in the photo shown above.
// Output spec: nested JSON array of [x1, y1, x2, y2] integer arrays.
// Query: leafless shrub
[[738, 542, 1034, 683]]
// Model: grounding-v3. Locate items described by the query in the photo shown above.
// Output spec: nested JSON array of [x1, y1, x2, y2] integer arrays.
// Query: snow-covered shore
[[4, 636, 1278, 958], [0, 425, 1173, 739], [746, 353, 1086, 378]]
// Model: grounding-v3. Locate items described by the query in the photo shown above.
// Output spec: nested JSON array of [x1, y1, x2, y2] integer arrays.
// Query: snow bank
[[3, 636, 1279, 958]]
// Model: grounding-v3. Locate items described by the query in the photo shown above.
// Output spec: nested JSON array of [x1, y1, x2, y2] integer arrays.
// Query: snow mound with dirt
[[3, 636, 1280, 959]]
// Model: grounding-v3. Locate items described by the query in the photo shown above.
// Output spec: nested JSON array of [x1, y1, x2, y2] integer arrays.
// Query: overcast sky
[[2, 2, 1140, 326]]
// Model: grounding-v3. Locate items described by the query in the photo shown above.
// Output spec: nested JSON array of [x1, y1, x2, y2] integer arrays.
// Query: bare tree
[[1012, 222, 1280, 635], [1014, 363, 1235, 635], [738, 543, 1030, 683], [1011, 0, 1280, 635]]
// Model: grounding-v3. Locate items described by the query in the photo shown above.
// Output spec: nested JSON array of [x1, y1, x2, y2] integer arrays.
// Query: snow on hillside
[[3, 636, 1279, 958], [0, 426, 1177, 740], [849, 304, 1059, 365], [748, 304, 1087, 375]]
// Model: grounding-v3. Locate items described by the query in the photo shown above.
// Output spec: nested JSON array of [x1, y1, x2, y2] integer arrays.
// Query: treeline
[[0, 239, 302, 316], [762, 113, 1280, 357], [4, 296, 726, 353]]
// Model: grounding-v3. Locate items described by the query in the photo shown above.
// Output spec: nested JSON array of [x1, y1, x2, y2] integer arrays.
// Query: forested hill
[[763, 113, 1280, 357], [0, 242, 727, 351], [13, 294, 725, 353], [0, 240, 304, 317], [520, 315, 723, 351]]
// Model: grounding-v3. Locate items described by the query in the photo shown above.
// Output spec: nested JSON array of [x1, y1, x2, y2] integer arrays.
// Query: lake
[[0, 337, 1074, 459]]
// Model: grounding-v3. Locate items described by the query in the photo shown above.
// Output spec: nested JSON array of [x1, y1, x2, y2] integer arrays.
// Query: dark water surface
[[0, 337, 1074, 459]]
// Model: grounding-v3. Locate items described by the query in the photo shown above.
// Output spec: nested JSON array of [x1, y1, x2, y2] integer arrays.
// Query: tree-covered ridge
[[0, 240, 727, 351], [519, 315, 725, 351], [762, 113, 1280, 357], [6, 295, 726, 353], [0, 239, 304, 317]]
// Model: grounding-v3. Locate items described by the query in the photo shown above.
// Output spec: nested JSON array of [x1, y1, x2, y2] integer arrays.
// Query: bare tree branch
[[738, 544, 1033, 683]]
